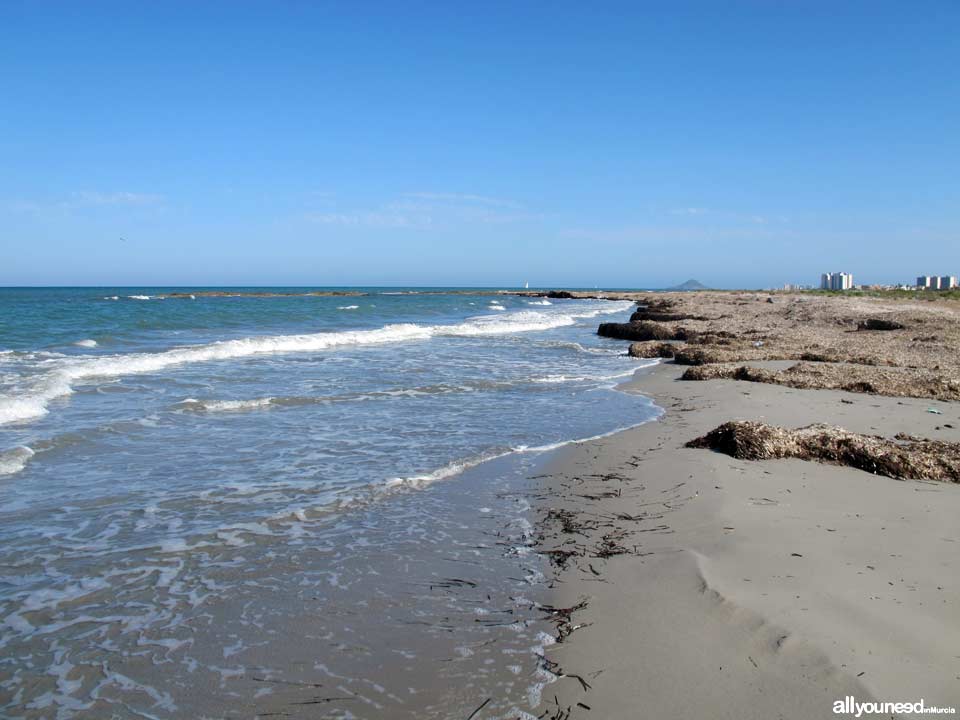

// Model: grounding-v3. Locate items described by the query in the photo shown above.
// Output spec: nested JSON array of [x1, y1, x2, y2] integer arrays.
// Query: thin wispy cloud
[[561, 213, 794, 246], [303, 191, 539, 230], [69, 191, 163, 207], [5, 191, 164, 216], [666, 207, 789, 226], [402, 192, 523, 210], [305, 210, 433, 229]]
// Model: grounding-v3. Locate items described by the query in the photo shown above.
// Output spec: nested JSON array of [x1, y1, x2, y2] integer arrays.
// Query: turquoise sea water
[[0, 287, 659, 717]]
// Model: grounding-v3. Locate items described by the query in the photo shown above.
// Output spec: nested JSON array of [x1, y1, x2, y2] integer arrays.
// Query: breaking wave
[[0, 302, 633, 425], [177, 397, 277, 413], [0, 446, 34, 476], [531, 369, 639, 384]]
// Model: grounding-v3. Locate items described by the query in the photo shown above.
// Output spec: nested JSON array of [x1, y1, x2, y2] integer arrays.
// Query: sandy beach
[[5, 4, 957, 716], [529, 292, 960, 719]]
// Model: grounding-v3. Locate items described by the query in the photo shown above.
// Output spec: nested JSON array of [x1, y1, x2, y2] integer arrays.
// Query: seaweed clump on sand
[[598, 320, 681, 342], [681, 362, 960, 402], [686, 421, 960, 482], [857, 318, 905, 331], [628, 341, 678, 359], [601, 290, 960, 400]]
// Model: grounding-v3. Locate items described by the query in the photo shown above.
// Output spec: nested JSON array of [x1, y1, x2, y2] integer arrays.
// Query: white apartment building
[[917, 275, 958, 290], [820, 272, 854, 290]]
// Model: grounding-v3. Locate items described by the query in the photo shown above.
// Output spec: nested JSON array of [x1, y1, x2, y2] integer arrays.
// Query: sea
[[0, 287, 660, 719]]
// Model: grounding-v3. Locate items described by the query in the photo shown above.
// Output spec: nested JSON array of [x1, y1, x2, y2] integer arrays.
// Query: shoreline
[[529, 359, 960, 718]]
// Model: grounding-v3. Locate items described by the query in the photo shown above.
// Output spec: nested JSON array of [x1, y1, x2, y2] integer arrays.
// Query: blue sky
[[1, 1, 957, 288]]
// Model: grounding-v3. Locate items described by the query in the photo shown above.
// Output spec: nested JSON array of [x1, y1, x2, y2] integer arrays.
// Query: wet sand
[[531, 360, 960, 718]]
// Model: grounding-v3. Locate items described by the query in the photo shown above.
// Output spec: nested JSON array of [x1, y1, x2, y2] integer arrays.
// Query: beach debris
[[543, 508, 589, 536], [687, 421, 960, 482], [593, 292, 960, 403], [928, 408, 943, 414], [857, 318, 905, 331], [428, 577, 478, 591], [627, 341, 677, 359], [682, 362, 960, 402], [289, 696, 358, 705], [537, 548, 580, 570], [598, 320, 680, 341], [539, 599, 591, 643], [593, 529, 634, 558], [250, 676, 325, 688], [466, 698, 491, 719]]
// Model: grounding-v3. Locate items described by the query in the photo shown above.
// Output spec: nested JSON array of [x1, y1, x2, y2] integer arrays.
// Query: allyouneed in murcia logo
[[834, 697, 956, 717]]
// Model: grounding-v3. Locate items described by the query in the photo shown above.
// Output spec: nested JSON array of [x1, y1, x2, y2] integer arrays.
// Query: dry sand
[[531, 361, 960, 719]]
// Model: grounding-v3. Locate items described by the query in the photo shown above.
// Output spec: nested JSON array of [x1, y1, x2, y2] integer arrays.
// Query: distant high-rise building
[[917, 275, 957, 290], [821, 272, 854, 290]]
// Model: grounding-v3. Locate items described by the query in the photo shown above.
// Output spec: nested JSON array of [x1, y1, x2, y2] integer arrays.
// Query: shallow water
[[0, 288, 659, 717]]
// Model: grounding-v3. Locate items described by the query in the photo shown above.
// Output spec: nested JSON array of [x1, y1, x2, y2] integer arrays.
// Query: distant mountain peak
[[668, 279, 709, 291]]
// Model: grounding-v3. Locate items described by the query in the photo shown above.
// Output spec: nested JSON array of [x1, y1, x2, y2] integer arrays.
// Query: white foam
[[380, 409, 659, 498], [384, 449, 515, 491], [127, 295, 152, 300], [337, 305, 360, 310], [178, 397, 275, 413], [531, 369, 637, 384], [0, 300, 634, 426], [526, 299, 552, 306], [73, 339, 98, 348], [0, 446, 34, 476], [0, 376, 72, 424]]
